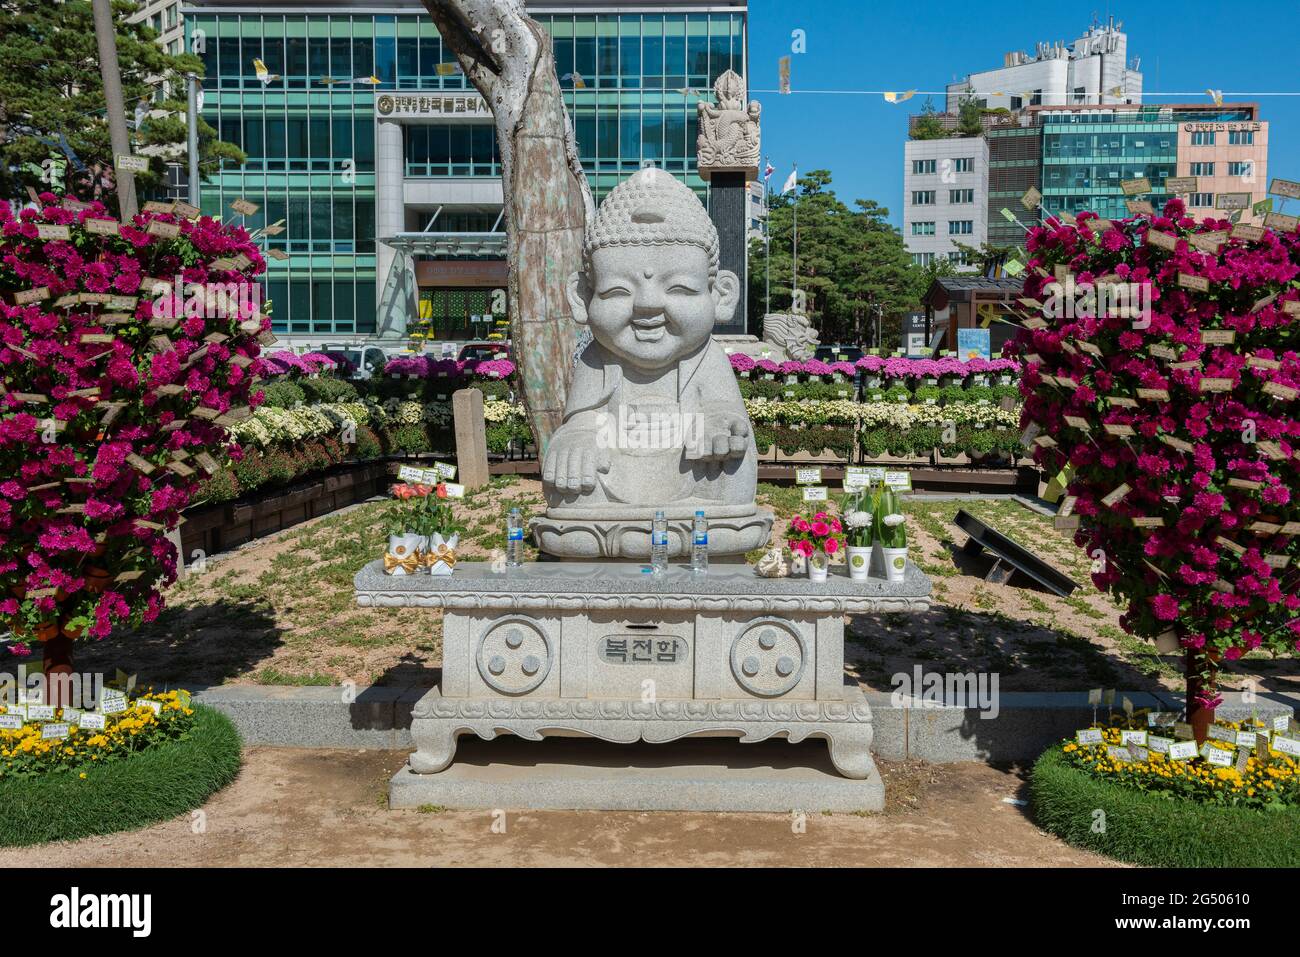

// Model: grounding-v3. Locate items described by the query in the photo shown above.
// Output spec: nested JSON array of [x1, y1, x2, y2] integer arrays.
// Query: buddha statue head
[[566, 168, 740, 374]]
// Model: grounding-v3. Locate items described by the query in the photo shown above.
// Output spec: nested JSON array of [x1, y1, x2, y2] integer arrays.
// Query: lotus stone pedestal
[[355, 561, 931, 811]]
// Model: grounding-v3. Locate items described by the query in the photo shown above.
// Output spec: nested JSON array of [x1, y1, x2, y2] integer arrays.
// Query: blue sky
[[748, 0, 1300, 227]]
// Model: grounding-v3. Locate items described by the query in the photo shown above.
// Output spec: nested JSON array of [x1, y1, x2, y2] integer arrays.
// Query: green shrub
[[964, 428, 998, 458], [386, 424, 433, 454], [476, 380, 511, 401], [738, 378, 786, 400], [909, 424, 941, 454], [260, 381, 305, 409], [938, 384, 969, 405], [300, 376, 359, 404], [995, 428, 1024, 457], [913, 385, 943, 406], [232, 450, 269, 493], [195, 468, 240, 504], [263, 449, 298, 485], [1030, 745, 1300, 867], [992, 384, 1021, 405], [800, 380, 858, 401], [860, 427, 890, 459], [353, 425, 382, 460], [0, 705, 241, 847]]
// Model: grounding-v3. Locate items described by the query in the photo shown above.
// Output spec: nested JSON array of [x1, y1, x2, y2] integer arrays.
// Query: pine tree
[[0, 0, 244, 207]]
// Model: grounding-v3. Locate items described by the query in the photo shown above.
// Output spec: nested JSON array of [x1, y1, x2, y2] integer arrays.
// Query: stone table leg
[[409, 720, 458, 774]]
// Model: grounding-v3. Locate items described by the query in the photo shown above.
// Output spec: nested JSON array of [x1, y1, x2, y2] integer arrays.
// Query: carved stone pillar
[[697, 70, 760, 337]]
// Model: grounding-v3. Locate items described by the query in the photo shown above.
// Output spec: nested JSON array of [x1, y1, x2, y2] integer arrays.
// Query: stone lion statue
[[761, 312, 821, 361]]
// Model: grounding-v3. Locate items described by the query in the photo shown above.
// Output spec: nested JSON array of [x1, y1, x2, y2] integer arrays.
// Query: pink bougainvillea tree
[[0, 193, 270, 686], [1010, 199, 1300, 740]]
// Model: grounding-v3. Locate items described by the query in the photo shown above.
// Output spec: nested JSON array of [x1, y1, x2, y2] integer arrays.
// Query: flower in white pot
[[840, 492, 874, 582], [410, 484, 465, 576], [383, 486, 427, 576], [383, 482, 464, 575], [786, 511, 844, 583], [877, 487, 909, 583]]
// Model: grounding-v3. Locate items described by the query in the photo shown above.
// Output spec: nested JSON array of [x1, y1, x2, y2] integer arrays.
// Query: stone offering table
[[355, 560, 931, 810]]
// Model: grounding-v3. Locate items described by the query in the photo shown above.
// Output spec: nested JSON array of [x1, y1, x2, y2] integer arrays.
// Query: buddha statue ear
[[712, 269, 741, 325], [566, 270, 591, 326]]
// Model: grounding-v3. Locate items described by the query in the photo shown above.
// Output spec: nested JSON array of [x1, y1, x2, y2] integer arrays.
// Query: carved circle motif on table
[[729, 618, 807, 698], [475, 617, 553, 696]]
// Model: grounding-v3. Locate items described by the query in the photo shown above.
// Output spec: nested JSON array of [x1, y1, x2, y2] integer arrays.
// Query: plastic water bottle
[[651, 510, 669, 574], [691, 510, 709, 575], [506, 507, 524, 567]]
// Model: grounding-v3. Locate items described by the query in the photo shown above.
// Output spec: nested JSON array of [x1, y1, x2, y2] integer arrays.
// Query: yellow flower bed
[[0, 690, 196, 780], [1062, 715, 1299, 811]]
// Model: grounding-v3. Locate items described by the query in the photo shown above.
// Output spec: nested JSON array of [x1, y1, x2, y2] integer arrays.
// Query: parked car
[[456, 341, 511, 364], [320, 344, 392, 380]]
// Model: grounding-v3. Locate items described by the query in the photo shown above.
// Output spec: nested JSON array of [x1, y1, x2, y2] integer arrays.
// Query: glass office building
[[1039, 107, 1179, 220], [184, 1, 749, 343]]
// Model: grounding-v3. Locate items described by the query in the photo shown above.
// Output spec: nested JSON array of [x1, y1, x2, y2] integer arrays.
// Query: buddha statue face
[[567, 170, 740, 374]]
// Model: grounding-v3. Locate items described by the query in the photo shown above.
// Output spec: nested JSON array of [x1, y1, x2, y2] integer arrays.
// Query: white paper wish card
[[1167, 741, 1197, 761]]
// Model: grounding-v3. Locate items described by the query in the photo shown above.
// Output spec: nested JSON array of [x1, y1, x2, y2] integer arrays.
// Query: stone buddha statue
[[530, 168, 774, 560]]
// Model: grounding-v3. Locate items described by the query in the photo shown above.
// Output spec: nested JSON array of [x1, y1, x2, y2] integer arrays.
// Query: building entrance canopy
[[380, 232, 508, 258]]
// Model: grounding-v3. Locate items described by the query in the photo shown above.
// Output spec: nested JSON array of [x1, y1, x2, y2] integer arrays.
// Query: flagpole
[[792, 166, 799, 310], [764, 156, 771, 315]]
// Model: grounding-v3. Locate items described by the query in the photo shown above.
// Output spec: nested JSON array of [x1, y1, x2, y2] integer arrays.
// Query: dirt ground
[[0, 747, 1116, 868], [25, 476, 1293, 697]]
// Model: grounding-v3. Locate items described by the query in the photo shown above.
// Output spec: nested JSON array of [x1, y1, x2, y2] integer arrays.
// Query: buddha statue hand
[[542, 427, 612, 493], [685, 410, 750, 463]]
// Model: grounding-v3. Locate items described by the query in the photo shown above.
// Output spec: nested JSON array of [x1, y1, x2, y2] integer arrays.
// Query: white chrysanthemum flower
[[882, 513, 905, 527], [846, 510, 872, 528]]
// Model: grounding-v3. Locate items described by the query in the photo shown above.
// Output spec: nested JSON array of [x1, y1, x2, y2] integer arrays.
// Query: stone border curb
[[192, 685, 1298, 761]]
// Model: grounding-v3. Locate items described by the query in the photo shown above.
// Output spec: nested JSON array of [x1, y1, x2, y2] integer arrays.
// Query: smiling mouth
[[631, 316, 667, 343]]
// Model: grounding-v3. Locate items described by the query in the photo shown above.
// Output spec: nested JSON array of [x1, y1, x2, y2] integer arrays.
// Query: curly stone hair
[[584, 168, 720, 277]]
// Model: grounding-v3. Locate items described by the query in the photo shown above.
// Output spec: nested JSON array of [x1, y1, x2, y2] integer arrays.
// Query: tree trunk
[[43, 634, 75, 709], [422, 0, 595, 454], [1186, 647, 1219, 746]]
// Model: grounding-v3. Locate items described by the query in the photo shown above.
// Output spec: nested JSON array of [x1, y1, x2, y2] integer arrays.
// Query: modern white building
[[747, 179, 766, 243], [902, 137, 989, 270], [945, 17, 1142, 112], [127, 0, 187, 55]]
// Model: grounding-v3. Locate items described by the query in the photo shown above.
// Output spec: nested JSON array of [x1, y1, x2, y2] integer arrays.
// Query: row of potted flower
[[728, 353, 1020, 381], [746, 399, 1021, 428], [383, 355, 516, 380], [261, 350, 347, 377]]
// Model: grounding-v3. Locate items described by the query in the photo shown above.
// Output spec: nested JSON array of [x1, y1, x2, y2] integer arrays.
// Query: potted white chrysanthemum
[[841, 492, 874, 581], [877, 487, 909, 582]]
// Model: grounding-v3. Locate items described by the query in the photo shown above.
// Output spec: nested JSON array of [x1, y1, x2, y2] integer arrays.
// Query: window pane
[[619, 16, 641, 87], [664, 15, 685, 86], [311, 195, 331, 241], [309, 115, 330, 159]]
